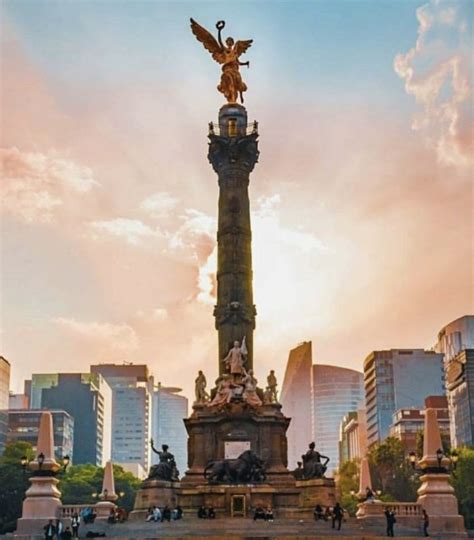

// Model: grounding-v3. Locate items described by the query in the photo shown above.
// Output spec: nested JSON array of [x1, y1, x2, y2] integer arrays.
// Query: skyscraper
[[280, 341, 313, 469], [435, 315, 474, 365], [435, 316, 474, 448], [91, 364, 154, 474], [152, 384, 188, 476], [7, 409, 74, 461], [33, 373, 112, 465], [364, 349, 444, 447], [445, 349, 474, 447], [312, 365, 364, 473], [0, 356, 11, 453]]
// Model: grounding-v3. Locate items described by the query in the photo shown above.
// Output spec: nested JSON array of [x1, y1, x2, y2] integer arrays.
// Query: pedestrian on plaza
[[61, 527, 73, 540], [161, 505, 171, 522], [422, 509, 429, 537], [313, 504, 324, 521], [208, 506, 216, 519], [324, 506, 332, 522], [264, 506, 274, 522], [55, 519, 64, 539], [43, 520, 56, 540], [153, 506, 162, 522], [384, 507, 396, 537], [173, 505, 183, 520], [197, 505, 207, 519], [331, 503, 344, 530], [71, 513, 80, 538]]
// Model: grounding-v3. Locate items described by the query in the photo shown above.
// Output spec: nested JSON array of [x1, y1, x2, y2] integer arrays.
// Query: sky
[[1, 0, 473, 402]]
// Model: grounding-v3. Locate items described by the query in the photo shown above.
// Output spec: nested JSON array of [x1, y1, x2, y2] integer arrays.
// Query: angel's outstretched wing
[[234, 39, 253, 57], [190, 18, 224, 63]]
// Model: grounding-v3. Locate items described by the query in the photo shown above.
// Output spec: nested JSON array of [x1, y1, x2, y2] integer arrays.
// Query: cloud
[[89, 218, 162, 245], [1, 146, 99, 223], [54, 317, 139, 354], [394, 0, 473, 167], [168, 209, 216, 253], [140, 192, 179, 218]]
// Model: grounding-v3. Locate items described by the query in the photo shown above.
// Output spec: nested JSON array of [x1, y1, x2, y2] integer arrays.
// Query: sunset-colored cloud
[[394, 0, 473, 167], [54, 317, 139, 355], [1, 146, 98, 223], [89, 218, 163, 245], [140, 192, 179, 218]]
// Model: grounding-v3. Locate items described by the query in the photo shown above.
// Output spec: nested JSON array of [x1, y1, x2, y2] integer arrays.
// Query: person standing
[[332, 503, 344, 530], [422, 509, 429, 537], [71, 513, 80, 538], [385, 507, 396, 537], [55, 519, 64, 539], [43, 520, 56, 540]]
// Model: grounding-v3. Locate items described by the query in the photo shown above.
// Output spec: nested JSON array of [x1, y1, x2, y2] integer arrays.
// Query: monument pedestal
[[182, 403, 294, 487], [417, 472, 467, 537], [131, 480, 180, 520]]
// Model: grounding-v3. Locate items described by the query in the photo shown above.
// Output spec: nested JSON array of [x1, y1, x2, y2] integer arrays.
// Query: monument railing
[[208, 122, 258, 136], [385, 502, 423, 516], [59, 504, 92, 518]]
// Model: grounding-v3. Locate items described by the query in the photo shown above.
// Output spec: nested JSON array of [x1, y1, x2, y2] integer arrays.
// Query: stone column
[[16, 411, 62, 534], [95, 460, 118, 519], [356, 457, 384, 520], [209, 103, 259, 373], [416, 408, 467, 537]]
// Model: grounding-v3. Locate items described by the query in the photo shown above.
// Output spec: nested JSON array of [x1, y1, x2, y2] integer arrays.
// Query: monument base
[[16, 475, 62, 535], [417, 472, 467, 537], [130, 479, 180, 520]]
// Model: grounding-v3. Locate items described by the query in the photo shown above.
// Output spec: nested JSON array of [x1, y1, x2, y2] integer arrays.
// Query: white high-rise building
[[152, 384, 188, 477], [91, 364, 154, 474]]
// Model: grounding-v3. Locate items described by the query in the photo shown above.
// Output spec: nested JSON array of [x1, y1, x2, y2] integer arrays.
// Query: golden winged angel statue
[[190, 18, 253, 104]]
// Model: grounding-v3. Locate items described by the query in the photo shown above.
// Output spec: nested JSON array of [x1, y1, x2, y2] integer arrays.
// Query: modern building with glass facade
[[446, 349, 474, 447], [7, 409, 74, 461], [280, 341, 313, 469], [364, 349, 444, 447], [32, 373, 112, 466], [0, 356, 11, 454], [152, 385, 188, 476], [312, 364, 364, 473], [435, 315, 474, 366], [91, 364, 154, 474]]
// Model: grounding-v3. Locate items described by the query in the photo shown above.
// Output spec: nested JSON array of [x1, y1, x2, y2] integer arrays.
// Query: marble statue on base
[[195, 370, 210, 404]]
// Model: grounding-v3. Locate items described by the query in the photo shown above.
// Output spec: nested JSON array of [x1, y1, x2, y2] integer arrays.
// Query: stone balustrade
[[384, 502, 422, 516], [59, 504, 92, 518]]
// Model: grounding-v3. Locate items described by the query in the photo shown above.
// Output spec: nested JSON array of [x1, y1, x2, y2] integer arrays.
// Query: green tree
[[337, 459, 359, 516], [0, 441, 34, 534], [451, 447, 474, 529], [60, 464, 141, 512], [368, 437, 419, 501]]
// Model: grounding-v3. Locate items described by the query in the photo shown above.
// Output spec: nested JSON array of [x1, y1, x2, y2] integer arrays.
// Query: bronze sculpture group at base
[[204, 450, 266, 484], [293, 442, 330, 480], [193, 339, 280, 409], [148, 440, 180, 482]]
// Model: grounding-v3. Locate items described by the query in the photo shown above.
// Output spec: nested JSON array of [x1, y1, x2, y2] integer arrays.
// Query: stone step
[[73, 516, 428, 538]]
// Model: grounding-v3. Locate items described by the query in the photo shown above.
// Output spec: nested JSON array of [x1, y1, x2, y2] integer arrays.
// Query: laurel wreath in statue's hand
[[216, 20, 225, 30]]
